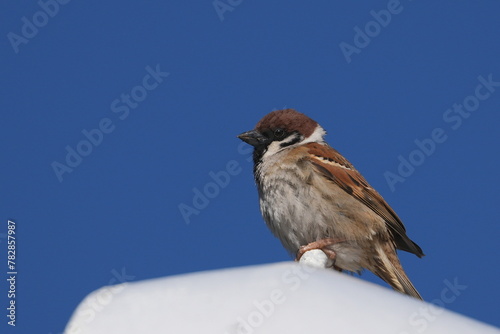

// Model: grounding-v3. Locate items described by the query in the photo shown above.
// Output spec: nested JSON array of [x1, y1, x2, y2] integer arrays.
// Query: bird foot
[[295, 238, 345, 263]]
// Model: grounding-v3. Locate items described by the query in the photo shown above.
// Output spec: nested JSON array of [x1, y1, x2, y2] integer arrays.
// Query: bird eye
[[274, 128, 285, 138]]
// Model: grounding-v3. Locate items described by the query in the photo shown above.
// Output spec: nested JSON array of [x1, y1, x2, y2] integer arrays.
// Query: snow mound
[[64, 262, 499, 334]]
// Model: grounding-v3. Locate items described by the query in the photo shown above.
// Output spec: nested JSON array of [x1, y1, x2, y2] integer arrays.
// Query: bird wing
[[304, 142, 424, 257]]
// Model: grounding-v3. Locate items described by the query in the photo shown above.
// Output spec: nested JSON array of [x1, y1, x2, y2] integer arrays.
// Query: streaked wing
[[305, 142, 424, 257]]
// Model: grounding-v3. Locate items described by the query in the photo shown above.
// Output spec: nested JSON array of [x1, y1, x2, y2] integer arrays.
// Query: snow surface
[[64, 262, 499, 334]]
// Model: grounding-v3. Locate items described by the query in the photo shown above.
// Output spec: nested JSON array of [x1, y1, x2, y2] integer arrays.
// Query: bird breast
[[255, 149, 382, 256]]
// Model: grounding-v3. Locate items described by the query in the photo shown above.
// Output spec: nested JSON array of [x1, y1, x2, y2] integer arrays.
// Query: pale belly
[[257, 169, 379, 272]]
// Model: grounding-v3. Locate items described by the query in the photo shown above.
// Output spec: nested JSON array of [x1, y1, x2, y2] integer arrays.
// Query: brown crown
[[255, 109, 318, 137]]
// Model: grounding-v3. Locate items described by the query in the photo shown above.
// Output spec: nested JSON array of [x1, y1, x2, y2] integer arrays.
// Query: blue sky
[[1, 1, 499, 332]]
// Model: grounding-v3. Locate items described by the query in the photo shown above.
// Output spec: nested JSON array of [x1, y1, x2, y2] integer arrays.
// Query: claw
[[295, 237, 346, 264]]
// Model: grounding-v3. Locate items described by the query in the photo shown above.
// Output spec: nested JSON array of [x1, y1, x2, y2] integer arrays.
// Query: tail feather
[[373, 243, 423, 300], [391, 261, 422, 299]]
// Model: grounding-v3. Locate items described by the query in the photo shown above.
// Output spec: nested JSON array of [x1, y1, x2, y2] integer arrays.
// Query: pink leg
[[295, 238, 345, 263]]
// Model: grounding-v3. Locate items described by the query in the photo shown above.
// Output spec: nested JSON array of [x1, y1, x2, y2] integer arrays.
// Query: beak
[[237, 130, 268, 147]]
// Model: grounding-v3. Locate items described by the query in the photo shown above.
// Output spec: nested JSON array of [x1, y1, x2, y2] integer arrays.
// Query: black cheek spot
[[279, 133, 301, 148]]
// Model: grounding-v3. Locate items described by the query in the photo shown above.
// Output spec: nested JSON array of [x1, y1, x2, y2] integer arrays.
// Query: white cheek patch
[[301, 125, 326, 145], [262, 141, 285, 159], [261, 125, 326, 160], [262, 133, 300, 159]]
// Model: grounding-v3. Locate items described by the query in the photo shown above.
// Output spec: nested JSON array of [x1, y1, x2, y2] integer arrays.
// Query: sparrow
[[238, 109, 424, 299]]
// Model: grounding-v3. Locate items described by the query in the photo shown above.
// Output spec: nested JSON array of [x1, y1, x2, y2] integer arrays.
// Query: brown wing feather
[[305, 143, 424, 257], [373, 242, 423, 299]]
